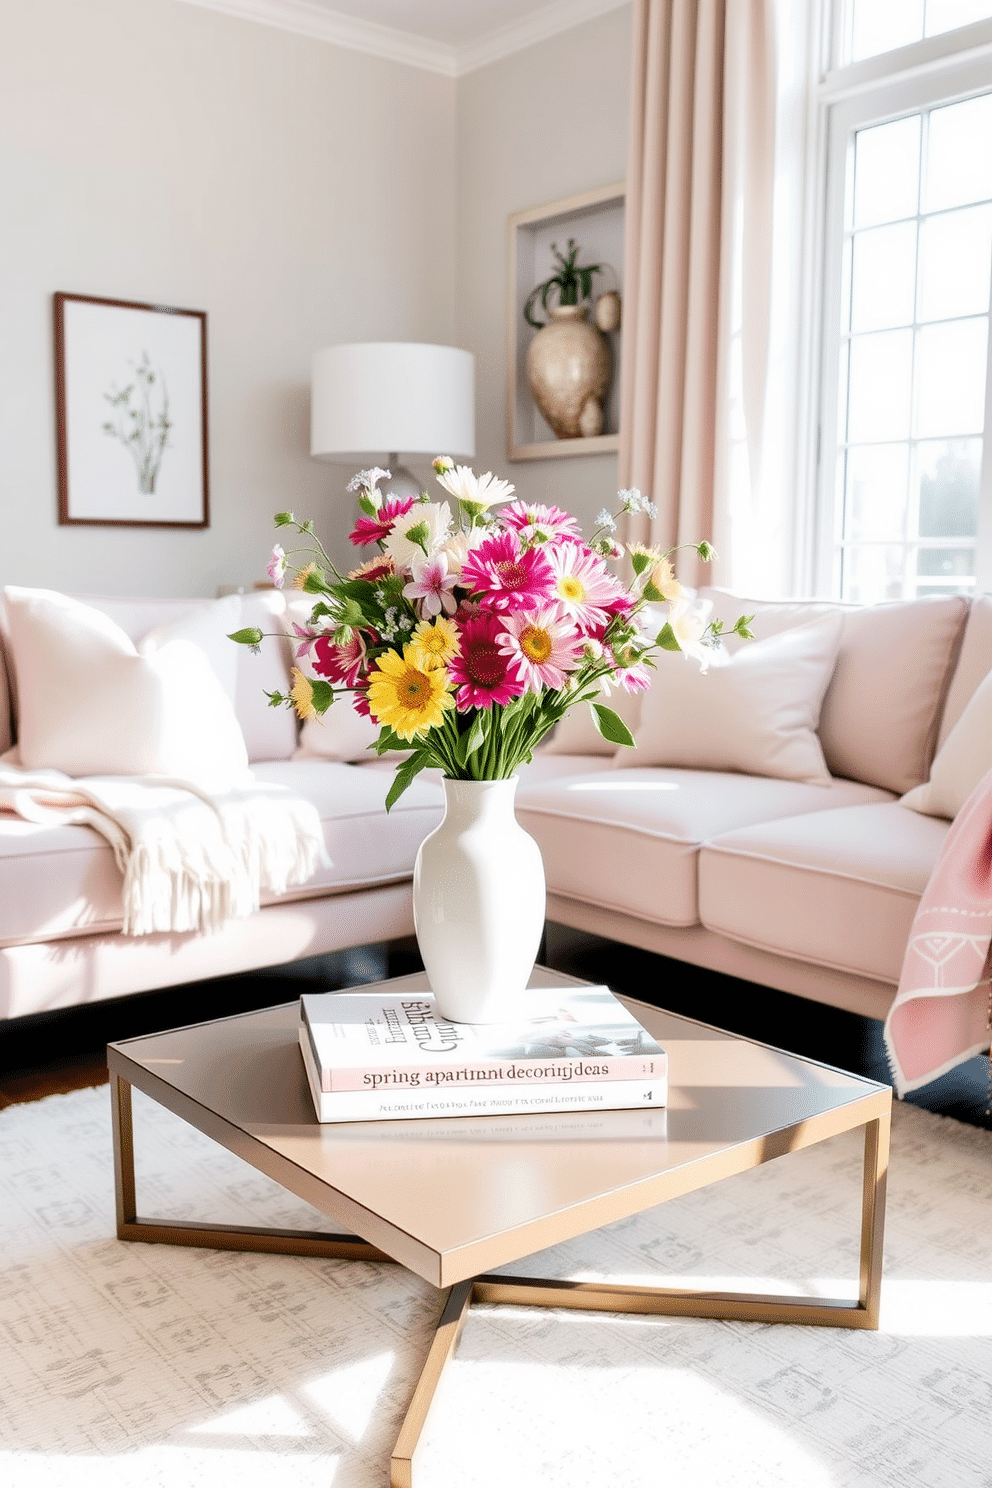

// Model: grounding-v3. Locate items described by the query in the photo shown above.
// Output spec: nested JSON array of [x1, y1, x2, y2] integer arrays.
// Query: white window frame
[[806, 12, 992, 600]]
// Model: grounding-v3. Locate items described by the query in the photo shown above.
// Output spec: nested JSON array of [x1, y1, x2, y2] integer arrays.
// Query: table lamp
[[311, 341, 476, 497]]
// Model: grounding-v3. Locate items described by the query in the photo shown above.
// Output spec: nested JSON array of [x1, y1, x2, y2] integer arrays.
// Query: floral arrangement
[[231, 461, 751, 809]]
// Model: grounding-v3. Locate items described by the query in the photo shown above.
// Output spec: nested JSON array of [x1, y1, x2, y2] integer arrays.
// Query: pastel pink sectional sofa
[[0, 587, 988, 1026]]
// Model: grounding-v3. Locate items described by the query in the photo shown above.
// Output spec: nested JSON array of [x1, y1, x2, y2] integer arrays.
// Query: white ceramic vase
[[412, 777, 546, 1024]]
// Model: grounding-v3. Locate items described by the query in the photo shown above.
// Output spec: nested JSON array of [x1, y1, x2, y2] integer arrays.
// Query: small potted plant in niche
[[524, 238, 616, 441]]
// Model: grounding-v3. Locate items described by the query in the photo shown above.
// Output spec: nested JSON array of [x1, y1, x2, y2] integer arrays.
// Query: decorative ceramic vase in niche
[[412, 777, 546, 1024], [526, 304, 612, 440]]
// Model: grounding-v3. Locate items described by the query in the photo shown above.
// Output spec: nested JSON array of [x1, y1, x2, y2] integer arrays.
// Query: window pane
[[850, 221, 917, 330], [841, 544, 907, 602], [847, 329, 913, 442], [916, 545, 976, 583], [915, 318, 988, 436], [850, 0, 924, 61], [917, 437, 981, 534], [925, 0, 992, 39], [923, 93, 992, 213], [845, 444, 909, 538], [918, 203, 992, 320], [853, 116, 921, 228]]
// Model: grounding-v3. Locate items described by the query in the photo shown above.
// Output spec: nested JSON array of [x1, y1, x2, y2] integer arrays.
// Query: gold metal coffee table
[[107, 969, 891, 1487]]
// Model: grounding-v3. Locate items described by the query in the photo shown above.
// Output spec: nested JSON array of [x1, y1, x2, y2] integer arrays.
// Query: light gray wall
[[0, 0, 456, 593], [454, 5, 632, 537]]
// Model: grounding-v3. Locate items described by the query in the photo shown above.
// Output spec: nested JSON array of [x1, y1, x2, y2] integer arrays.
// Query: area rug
[[0, 1086, 989, 1488]]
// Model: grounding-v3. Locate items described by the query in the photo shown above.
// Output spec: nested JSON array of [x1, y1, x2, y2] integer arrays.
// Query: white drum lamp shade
[[310, 342, 475, 462]]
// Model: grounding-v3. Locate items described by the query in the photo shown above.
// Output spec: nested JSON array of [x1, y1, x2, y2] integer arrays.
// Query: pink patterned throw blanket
[[884, 768, 992, 1095]]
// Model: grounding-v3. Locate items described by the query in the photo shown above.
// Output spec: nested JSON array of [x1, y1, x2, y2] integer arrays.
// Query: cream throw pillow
[[901, 665, 992, 819], [139, 594, 242, 703], [4, 587, 249, 784], [628, 615, 843, 785]]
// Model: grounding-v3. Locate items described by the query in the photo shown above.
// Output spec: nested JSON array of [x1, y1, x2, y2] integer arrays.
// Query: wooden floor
[[0, 1051, 109, 1108], [1, 934, 988, 1128]]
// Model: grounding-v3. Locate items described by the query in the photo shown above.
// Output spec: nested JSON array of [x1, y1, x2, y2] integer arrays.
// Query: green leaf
[[273, 511, 295, 527], [591, 703, 636, 748], [228, 627, 263, 647], [310, 680, 334, 715], [654, 622, 682, 652], [385, 752, 429, 812], [630, 548, 652, 576], [459, 713, 487, 765], [376, 725, 413, 754]]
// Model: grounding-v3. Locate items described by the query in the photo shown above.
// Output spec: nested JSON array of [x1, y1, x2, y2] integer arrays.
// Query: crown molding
[[456, 0, 631, 75], [170, 0, 632, 77], [171, 0, 458, 76]]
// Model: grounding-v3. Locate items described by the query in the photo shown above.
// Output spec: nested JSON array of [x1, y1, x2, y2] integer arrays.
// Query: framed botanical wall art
[[54, 292, 209, 527]]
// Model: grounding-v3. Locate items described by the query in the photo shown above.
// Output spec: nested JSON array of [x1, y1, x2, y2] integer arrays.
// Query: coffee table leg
[[469, 1108, 891, 1330], [468, 1109, 891, 1330], [390, 1281, 473, 1488], [109, 1072, 395, 1262]]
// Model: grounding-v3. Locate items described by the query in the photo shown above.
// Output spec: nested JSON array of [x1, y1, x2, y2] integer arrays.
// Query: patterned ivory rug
[[0, 1084, 989, 1488]]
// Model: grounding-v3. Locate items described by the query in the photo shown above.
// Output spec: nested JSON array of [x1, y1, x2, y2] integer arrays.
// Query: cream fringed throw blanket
[[0, 765, 325, 935]]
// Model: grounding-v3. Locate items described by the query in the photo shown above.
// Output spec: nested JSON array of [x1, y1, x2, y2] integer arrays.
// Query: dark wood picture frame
[[55, 292, 209, 528]]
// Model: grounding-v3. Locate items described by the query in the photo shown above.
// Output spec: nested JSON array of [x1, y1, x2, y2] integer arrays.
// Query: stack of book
[[298, 984, 667, 1123]]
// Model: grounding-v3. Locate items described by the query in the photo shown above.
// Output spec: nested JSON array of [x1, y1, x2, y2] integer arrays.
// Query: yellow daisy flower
[[290, 667, 317, 721], [407, 615, 460, 671], [366, 646, 454, 741]]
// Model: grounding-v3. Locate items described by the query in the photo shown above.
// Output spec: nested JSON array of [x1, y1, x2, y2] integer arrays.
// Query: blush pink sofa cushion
[[516, 767, 894, 929], [698, 801, 949, 983], [934, 594, 992, 749], [701, 590, 968, 794]]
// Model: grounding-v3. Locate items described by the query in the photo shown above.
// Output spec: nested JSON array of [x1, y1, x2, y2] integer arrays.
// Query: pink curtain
[[619, 0, 777, 589]]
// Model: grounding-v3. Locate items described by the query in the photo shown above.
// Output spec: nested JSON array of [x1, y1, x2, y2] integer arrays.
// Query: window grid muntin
[[836, 93, 992, 600]]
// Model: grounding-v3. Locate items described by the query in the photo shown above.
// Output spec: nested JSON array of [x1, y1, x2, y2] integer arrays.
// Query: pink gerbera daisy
[[500, 501, 582, 542], [460, 529, 555, 613], [348, 496, 415, 547], [446, 611, 526, 710], [547, 543, 626, 633], [312, 631, 367, 686], [498, 606, 584, 692]]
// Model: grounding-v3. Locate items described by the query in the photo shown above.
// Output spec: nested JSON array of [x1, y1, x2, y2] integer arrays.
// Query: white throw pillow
[[901, 664, 992, 819], [139, 594, 242, 703], [3, 587, 249, 785], [283, 597, 380, 763], [627, 614, 843, 785]]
